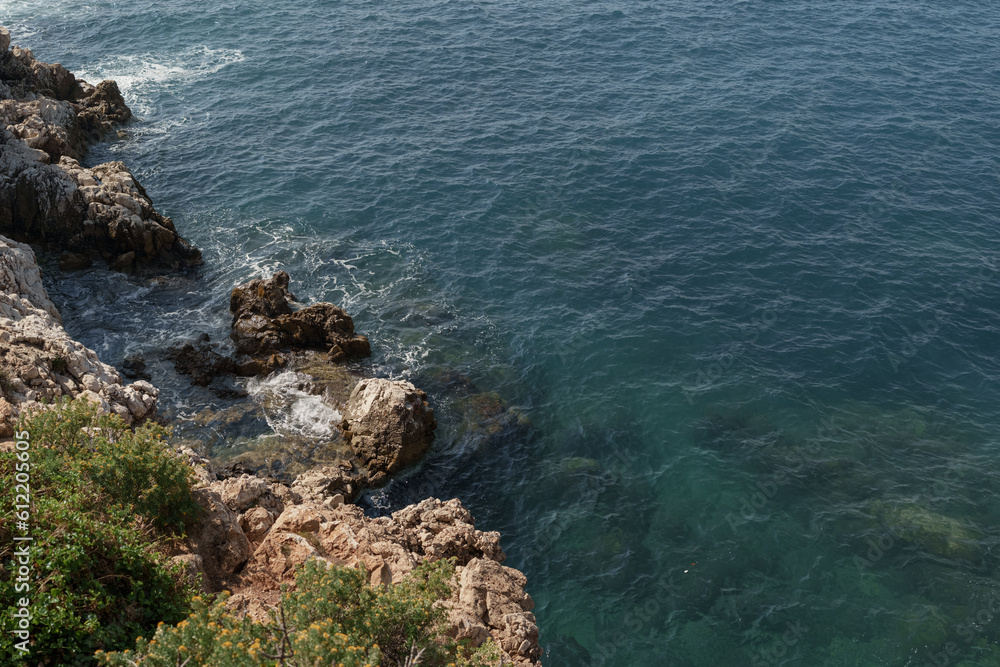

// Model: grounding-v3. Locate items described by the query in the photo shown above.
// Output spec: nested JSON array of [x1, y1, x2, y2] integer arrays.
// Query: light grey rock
[[0, 236, 159, 432], [341, 377, 436, 485]]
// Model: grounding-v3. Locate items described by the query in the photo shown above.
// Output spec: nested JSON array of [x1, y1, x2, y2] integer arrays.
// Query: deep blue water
[[5, 1, 1000, 664]]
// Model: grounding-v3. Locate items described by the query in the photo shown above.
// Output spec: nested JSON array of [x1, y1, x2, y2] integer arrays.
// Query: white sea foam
[[247, 370, 342, 440], [72, 46, 245, 118]]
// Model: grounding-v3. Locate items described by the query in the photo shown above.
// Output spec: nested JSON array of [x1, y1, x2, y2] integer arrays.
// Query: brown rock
[[58, 252, 92, 271], [290, 464, 366, 505], [456, 558, 540, 663], [0, 397, 15, 437], [189, 488, 252, 581], [166, 335, 238, 386], [229, 272, 371, 360], [239, 507, 275, 543], [109, 250, 134, 272], [223, 494, 538, 666], [211, 474, 269, 513], [270, 504, 330, 534], [342, 378, 436, 485]]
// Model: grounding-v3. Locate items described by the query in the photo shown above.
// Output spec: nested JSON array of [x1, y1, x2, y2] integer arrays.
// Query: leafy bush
[[51, 355, 69, 374], [0, 398, 198, 665], [25, 397, 199, 530], [98, 559, 504, 667]]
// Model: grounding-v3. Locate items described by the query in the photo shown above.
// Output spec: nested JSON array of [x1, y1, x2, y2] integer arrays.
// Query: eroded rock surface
[[0, 27, 200, 270], [0, 235, 158, 433], [229, 271, 371, 361], [342, 377, 437, 485], [178, 482, 540, 667]]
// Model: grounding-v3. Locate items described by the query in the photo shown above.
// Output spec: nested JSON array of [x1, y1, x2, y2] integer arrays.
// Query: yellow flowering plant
[[98, 559, 503, 666]]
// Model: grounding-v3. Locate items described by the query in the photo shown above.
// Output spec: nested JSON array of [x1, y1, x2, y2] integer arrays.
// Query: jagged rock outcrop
[[171, 455, 541, 665], [0, 26, 200, 270], [290, 462, 365, 505], [342, 377, 437, 485], [167, 272, 371, 390], [182, 479, 541, 666], [229, 271, 371, 361], [0, 236, 158, 433]]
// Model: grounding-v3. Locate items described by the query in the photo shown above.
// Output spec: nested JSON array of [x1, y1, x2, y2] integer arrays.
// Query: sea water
[[4, 1, 1000, 664]]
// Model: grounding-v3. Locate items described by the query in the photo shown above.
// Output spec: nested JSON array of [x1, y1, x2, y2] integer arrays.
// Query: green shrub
[[26, 397, 199, 530], [0, 398, 198, 664], [51, 355, 69, 374], [98, 559, 504, 667]]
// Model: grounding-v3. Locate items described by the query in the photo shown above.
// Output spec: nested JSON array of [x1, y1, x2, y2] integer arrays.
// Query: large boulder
[[229, 271, 371, 360], [342, 378, 436, 485]]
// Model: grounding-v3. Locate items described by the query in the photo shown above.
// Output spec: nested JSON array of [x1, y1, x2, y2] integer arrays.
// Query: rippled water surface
[[5, 1, 1000, 664]]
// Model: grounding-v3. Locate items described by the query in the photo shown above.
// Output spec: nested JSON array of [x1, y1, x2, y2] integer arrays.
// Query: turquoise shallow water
[[5, 1, 1000, 664]]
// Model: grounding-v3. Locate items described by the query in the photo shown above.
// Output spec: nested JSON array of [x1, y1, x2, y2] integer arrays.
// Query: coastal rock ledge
[[176, 465, 544, 667], [0, 235, 157, 432], [0, 25, 200, 270]]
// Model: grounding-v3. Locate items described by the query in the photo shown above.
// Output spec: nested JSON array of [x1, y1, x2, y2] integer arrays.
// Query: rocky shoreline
[[0, 26, 541, 666]]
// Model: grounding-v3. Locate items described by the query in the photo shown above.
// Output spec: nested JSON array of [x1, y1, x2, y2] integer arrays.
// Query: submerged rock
[[167, 334, 239, 386], [454, 390, 530, 451], [869, 499, 982, 561]]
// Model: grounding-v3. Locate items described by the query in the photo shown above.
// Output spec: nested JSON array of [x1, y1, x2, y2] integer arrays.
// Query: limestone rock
[[290, 463, 366, 504], [218, 493, 538, 666], [210, 474, 270, 513], [239, 506, 275, 543], [243, 531, 324, 590], [0, 35, 200, 270], [454, 558, 540, 664], [0, 236, 159, 429], [189, 488, 252, 579], [342, 378, 436, 485]]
